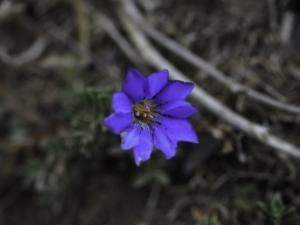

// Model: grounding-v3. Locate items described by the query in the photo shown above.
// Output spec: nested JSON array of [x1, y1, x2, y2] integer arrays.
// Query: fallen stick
[[118, 3, 300, 159], [93, 11, 144, 68], [123, 0, 300, 115], [72, 0, 91, 49], [0, 37, 47, 67], [0, 1, 24, 22]]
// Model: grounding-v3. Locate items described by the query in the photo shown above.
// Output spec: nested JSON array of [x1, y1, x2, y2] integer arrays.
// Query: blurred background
[[1, 0, 300, 224]]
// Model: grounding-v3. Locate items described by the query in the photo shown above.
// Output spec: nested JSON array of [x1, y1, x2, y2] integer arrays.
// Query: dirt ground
[[1, 0, 300, 224]]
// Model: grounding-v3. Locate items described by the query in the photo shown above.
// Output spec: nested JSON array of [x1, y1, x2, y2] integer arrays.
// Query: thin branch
[[144, 183, 161, 224], [92, 11, 144, 68], [0, 37, 47, 67], [118, 2, 300, 159], [279, 11, 295, 44], [46, 21, 104, 70], [72, 0, 90, 49], [123, 0, 300, 115], [288, 65, 300, 82], [0, 1, 24, 22], [267, 0, 279, 32]]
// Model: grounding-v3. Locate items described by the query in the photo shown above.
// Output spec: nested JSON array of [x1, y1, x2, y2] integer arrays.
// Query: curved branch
[[123, 0, 300, 115], [0, 37, 47, 67], [93, 11, 144, 68], [118, 2, 300, 159]]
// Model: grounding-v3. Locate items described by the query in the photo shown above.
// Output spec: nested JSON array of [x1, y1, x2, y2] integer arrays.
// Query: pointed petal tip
[[155, 80, 195, 104], [134, 156, 142, 166], [121, 126, 140, 150], [153, 125, 178, 160], [165, 152, 176, 160], [112, 91, 133, 113], [133, 153, 150, 166], [190, 137, 199, 144], [122, 68, 147, 102], [132, 126, 153, 165], [103, 113, 133, 134], [158, 117, 198, 144], [159, 100, 199, 118], [147, 69, 169, 98], [127, 68, 142, 75], [185, 129, 199, 144], [190, 106, 199, 115], [156, 69, 169, 78]]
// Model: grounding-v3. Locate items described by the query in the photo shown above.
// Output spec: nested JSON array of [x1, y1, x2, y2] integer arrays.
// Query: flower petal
[[121, 125, 140, 150], [112, 91, 133, 113], [133, 126, 153, 166], [155, 81, 194, 104], [146, 70, 169, 98], [104, 113, 133, 134], [159, 117, 198, 144], [122, 69, 147, 102], [153, 125, 177, 159], [159, 100, 198, 118]]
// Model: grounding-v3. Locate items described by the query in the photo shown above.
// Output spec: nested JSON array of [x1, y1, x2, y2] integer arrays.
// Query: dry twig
[[72, 0, 91, 49], [289, 65, 300, 82], [267, 0, 279, 32], [118, 0, 300, 159], [0, 1, 23, 22], [144, 183, 161, 224], [0, 37, 47, 67], [92, 11, 144, 68], [280, 11, 295, 44], [123, 0, 300, 115]]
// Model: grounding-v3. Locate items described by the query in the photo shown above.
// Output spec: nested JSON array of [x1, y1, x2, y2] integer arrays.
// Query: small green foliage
[[258, 194, 299, 225], [201, 214, 221, 225], [133, 160, 169, 188], [21, 86, 115, 211], [69, 87, 113, 155], [71, 87, 113, 128]]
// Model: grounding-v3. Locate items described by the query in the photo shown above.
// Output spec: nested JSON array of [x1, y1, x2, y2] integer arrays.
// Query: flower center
[[133, 99, 157, 125]]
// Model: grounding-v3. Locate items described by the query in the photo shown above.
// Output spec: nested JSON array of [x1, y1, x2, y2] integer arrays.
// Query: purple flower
[[104, 69, 198, 165]]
